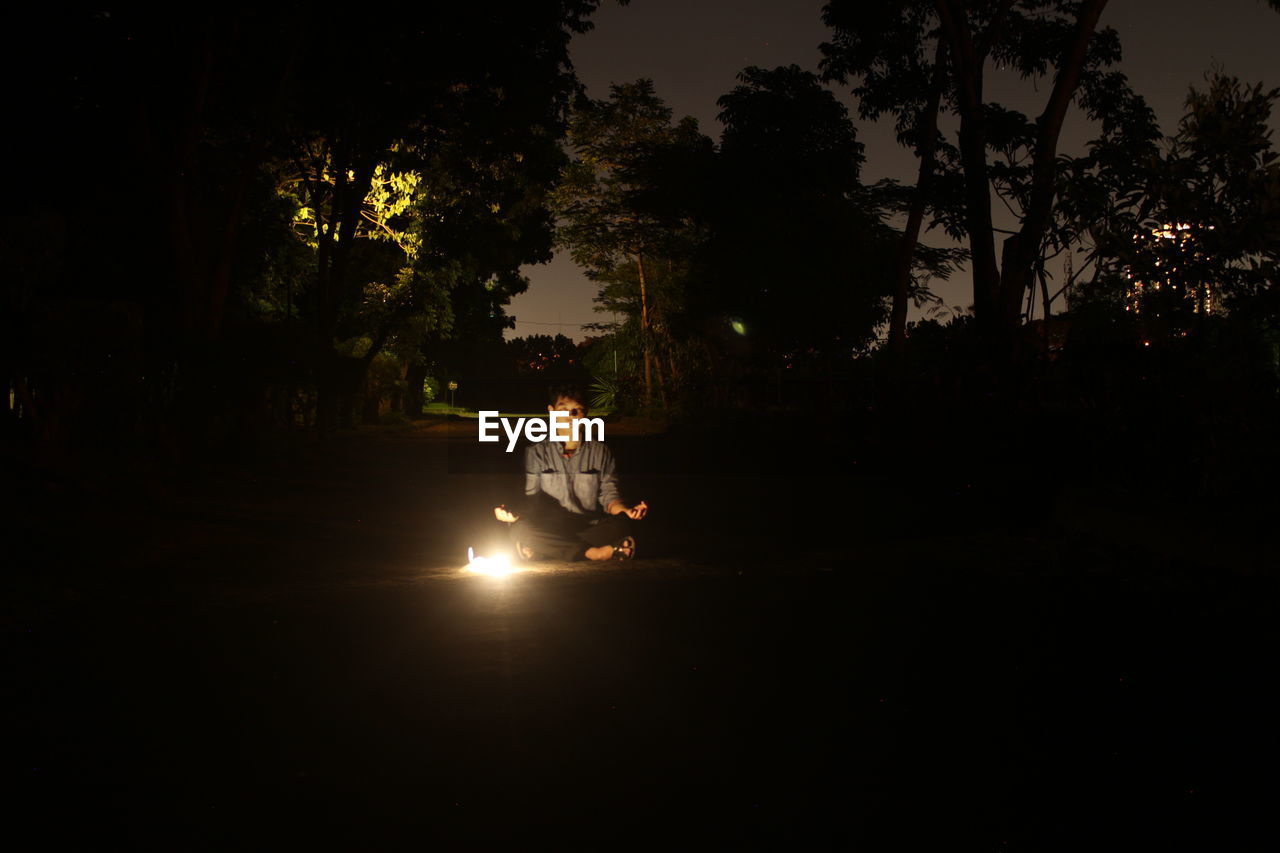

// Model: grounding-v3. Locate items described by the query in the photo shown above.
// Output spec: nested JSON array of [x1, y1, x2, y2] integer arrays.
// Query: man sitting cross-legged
[[493, 385, 648, 562]]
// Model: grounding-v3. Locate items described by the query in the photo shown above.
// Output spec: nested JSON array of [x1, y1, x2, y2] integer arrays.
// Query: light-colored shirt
[[523, 440, 622, 515]]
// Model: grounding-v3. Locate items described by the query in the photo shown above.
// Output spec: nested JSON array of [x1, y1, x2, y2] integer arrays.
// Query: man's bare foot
[[585, 538, 634, 561]]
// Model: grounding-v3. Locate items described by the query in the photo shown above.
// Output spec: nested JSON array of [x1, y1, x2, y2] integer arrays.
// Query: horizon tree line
[[2, 2, 1277, 455]]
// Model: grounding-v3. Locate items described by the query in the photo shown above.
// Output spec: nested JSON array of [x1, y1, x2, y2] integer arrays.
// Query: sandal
[[611, 536, 637, 561]]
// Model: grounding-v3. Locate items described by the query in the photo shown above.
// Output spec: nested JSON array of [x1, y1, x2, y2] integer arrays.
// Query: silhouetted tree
[[708, 66, 957, 373], [1063, 71, 1280, 338], [276, 5, 601, 432], [6, 5, 610, 448], [551, 80, 714, 409], [508, 334, 581, 375], [822, 0, 1134, 367], [1152, 73, 1280, 319]]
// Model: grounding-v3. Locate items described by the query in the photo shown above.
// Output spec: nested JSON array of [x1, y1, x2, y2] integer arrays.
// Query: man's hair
[[548, 383, 588, 410]]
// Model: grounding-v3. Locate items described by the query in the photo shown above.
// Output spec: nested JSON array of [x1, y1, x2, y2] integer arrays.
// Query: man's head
[[547, 383, 588, 421]]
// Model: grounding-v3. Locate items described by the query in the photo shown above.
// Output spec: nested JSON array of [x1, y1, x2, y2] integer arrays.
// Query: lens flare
[[466, 547, 519, 577]]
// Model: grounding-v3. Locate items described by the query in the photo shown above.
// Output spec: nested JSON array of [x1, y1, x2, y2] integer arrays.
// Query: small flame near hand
[[467, 547, 518, 576]]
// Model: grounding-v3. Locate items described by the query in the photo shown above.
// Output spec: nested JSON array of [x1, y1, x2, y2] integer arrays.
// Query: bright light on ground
[[466, 547, 522, 577]]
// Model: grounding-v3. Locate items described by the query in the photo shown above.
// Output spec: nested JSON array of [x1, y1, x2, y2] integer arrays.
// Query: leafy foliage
[[699, 66, 889, 357], [1066, 71, 1280, 336]]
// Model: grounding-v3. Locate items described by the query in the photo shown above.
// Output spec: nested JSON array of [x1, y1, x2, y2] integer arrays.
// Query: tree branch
[[1003, 0, 1109, 321], [977, 0, 1018, 61], [1021, 0, 1109, 247]]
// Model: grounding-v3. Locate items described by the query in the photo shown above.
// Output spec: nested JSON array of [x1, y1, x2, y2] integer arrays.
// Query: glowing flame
[[466, 547, 519, 577]]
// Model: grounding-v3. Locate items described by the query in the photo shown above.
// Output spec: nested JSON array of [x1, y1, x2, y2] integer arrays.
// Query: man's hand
[[608, 500, 649, 520], [494, 505, 519, 523]]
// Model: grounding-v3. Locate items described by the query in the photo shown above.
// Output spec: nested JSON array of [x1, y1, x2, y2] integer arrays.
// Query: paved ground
[[9, 428, 1280, 847]]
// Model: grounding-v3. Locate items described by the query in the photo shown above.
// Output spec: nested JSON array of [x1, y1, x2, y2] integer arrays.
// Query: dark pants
[[510, 495, 632, 561]]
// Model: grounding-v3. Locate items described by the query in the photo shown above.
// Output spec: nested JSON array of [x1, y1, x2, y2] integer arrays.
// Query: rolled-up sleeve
[[516, 445, 545, 518], [523, 445, 543, 498], [598, 445, 622, 510]]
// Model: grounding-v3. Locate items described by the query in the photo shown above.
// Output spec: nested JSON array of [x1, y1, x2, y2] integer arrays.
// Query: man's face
[[549, 396, 588, 422]]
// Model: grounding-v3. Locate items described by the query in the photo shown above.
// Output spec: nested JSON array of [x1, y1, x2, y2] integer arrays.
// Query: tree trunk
[[655, 352, 670, 409], [315, 226, 338, 435], [664, 346, 681, 383], [936, 0, 1001, 335], [636, 252, 655, 408], [388, 358, 409, 413], [937, 0, 1107, 367], [313, 148, 374, 436], [888, 39, 948, 358], [362, 377, 381, 424], [404, 360, 426, 416], [204, 158, 253, 342], [995, 0, 1109, 335], [1039, 267, 1052, 347]]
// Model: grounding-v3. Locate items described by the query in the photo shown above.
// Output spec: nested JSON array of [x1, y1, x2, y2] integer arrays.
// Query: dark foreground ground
[[8, 424, 1280, 849]]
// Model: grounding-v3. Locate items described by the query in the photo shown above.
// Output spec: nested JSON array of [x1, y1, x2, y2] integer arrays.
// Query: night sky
[[509, 0, 1280, 341]]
